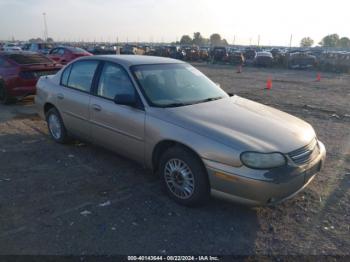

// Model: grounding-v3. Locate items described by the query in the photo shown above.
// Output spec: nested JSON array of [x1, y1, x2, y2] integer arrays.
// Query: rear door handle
[[57, 93, 64, 100], [92, 104, 102, 112]]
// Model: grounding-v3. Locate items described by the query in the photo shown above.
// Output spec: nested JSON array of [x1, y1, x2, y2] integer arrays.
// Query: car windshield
[[131, 63, 228, 107]]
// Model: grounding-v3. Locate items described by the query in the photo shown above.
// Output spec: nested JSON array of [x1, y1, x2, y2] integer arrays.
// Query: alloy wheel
[[164, 158, 195, 199], [48, 114, 62, 140]]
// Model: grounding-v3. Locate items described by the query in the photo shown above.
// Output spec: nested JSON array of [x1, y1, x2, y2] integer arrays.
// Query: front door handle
[[57, 93, 64, 100], [92, 104, 102, 112]]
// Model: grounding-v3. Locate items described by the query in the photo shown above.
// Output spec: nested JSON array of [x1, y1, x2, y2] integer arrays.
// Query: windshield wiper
[[191, 96, 224, 105], [160, 102, 190, 108], [160, 96, 223, 108]]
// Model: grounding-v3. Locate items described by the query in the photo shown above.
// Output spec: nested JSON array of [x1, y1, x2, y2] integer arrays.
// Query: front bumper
[[204, 141, 326, 206]]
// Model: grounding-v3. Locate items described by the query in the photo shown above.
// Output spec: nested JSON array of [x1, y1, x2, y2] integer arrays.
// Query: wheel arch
[[44, 102, 57, 116], [151, 139, 205, 174]]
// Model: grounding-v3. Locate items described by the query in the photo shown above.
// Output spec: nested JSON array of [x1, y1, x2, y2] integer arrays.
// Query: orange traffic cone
[[266, 77, 272, 90], [316, 72, 321, 82], [237, 65, 242, 73]]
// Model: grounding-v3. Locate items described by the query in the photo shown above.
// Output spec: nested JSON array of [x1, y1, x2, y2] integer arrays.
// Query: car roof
[[55, 46, 85, 51], [77, 55, 184, 67], [0, 51, 39, 56]]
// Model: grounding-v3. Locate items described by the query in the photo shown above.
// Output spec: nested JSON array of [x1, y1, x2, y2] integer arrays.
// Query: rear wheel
[[159, 146, 210, 206], [46, 107, 70, 144], [0, 83, 15, 104]]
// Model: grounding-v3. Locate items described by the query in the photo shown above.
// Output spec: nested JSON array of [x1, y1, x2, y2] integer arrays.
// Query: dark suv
[[210, 47, 228, 63]]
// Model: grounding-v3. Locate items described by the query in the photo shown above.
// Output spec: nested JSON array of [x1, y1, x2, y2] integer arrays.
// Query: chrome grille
[[288, 138, 319, 165]]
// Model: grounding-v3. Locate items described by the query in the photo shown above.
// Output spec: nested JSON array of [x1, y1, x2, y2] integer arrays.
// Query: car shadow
[[0, 128, 260, 255], [0, 97, 38, 124]]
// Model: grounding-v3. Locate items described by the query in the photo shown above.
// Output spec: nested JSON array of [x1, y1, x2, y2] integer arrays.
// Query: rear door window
[[67, 61, 99, 92]]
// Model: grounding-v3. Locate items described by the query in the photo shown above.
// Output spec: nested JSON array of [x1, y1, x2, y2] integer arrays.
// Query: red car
[[48, 46, 92, 65], [0, 52, 62, 104]]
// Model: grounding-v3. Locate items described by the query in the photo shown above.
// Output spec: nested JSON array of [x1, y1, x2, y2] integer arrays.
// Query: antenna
[[42, 12, 48, 41]]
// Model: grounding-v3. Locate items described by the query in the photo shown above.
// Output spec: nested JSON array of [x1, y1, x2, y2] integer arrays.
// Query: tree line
[[178, 32, 350, 49], [27, 32, 350, 49], [178, 32, 228, 46], [301, 34, 350, 48]]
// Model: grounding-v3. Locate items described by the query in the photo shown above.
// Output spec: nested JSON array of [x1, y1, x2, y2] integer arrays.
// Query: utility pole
[[287, 34, 293, 68], [258, 35, 260, 47], [42, 12, 48, 41]]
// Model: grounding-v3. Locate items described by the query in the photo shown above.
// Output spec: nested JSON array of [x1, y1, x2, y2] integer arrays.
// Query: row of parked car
[[163, 46, 350, 72], [3, 41, 350, 71], [1, 40, 350, 104], [114, 44, 350, 72]]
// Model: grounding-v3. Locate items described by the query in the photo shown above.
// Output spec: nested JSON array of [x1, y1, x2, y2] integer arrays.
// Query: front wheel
[[46, 107, 70, 144], [159, 146, 210, 206]]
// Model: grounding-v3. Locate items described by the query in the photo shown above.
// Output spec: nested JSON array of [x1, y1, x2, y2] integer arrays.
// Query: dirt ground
[[0, 64, 349, 256]]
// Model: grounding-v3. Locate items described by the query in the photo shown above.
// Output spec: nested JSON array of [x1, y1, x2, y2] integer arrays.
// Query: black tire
[[159, 146, 210, 206], [45, 107, 70, 144], [0, 82, 15, 105]]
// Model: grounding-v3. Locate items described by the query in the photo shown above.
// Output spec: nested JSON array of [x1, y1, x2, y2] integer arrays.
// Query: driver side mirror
[[114, 94, 136, 107]]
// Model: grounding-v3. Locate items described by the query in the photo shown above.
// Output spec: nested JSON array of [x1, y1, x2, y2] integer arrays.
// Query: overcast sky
[[0, 0, 349, 46]]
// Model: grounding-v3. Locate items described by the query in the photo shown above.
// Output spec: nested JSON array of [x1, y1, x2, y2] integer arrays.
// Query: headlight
[[240, 152, 286, 169]]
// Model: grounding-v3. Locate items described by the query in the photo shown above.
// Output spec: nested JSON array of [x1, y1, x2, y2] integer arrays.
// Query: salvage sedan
[[48, 46, 92, 65], [35, 55, 326, 206]]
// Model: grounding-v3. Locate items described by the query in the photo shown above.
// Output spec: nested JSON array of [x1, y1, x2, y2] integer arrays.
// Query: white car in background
[[2, 43, 22, 52]]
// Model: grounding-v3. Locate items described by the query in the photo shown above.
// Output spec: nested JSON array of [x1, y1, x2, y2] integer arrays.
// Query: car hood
[[150, 96, 315, 153]]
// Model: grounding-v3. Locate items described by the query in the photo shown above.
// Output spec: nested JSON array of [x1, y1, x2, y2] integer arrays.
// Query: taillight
[[19, 71, 36, 79]]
